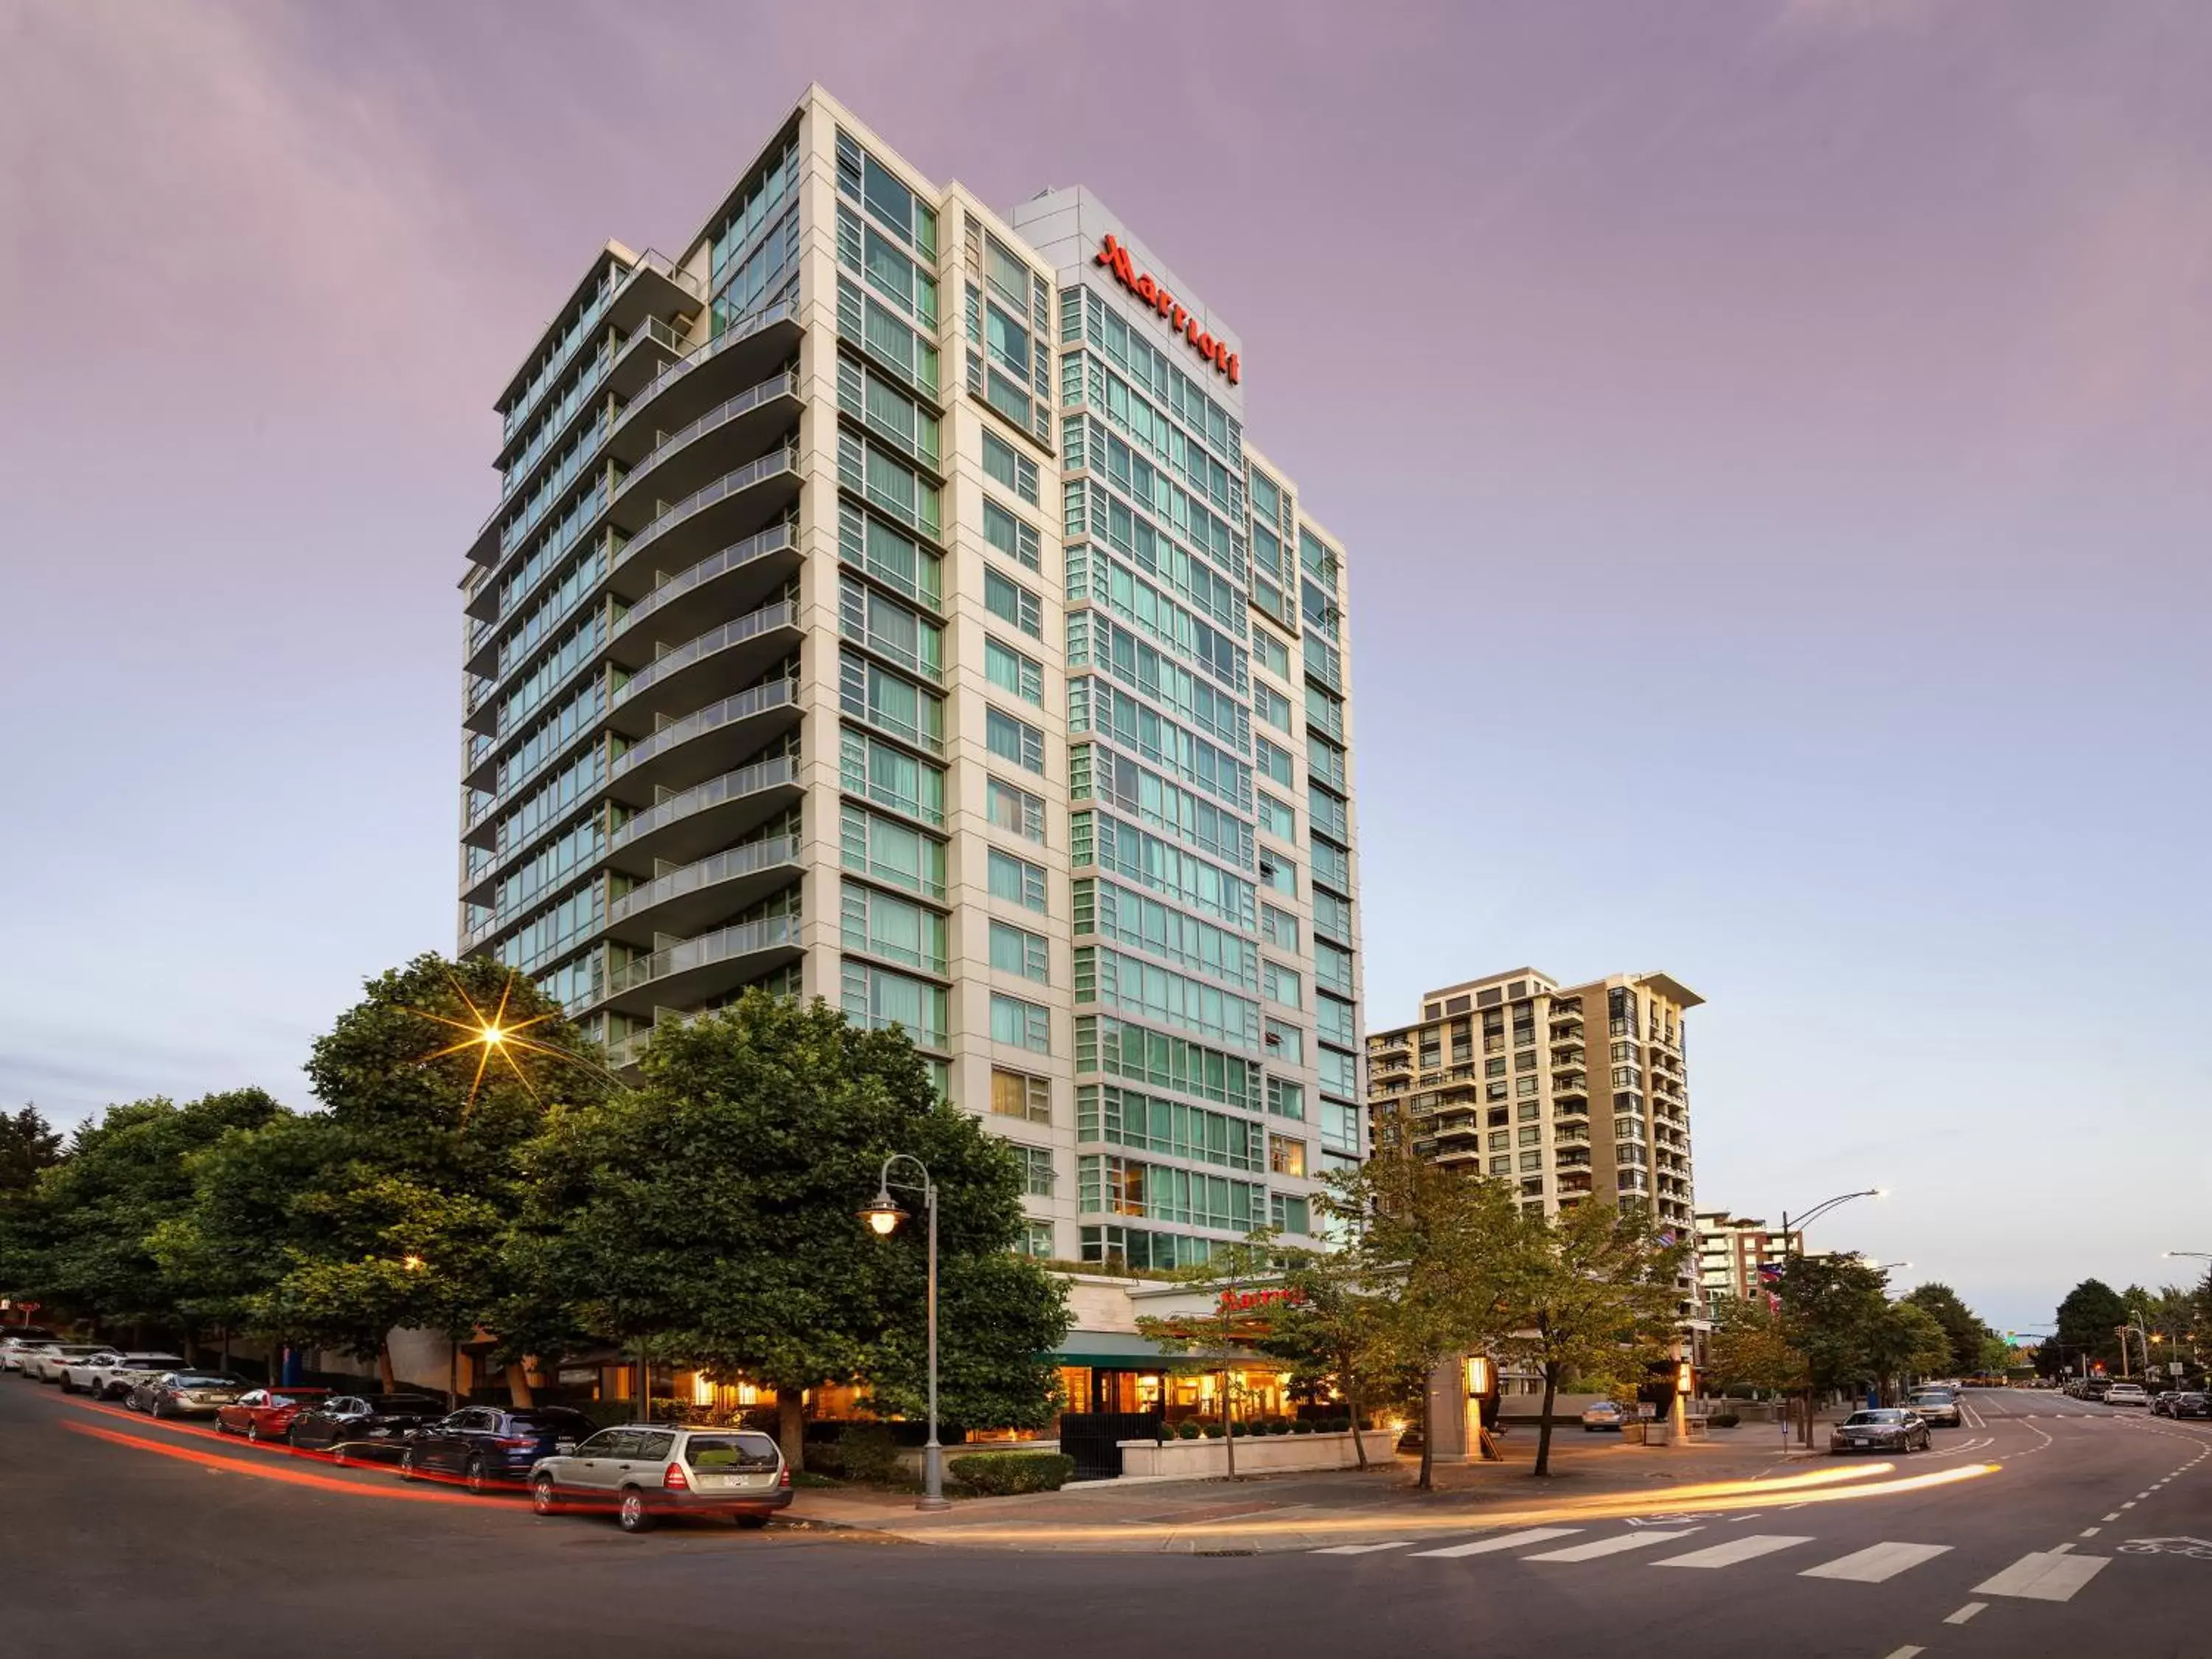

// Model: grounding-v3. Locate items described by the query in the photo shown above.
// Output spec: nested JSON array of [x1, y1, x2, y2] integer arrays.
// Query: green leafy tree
[[1331, 1153, 1524, 1491], [1778, 1254, 1892, 1442], [1262, 1239, 1397, 1469], [515, 992, 1067, 1468], [0, 1105, 69, 1307], [20, 1091, 282, 1340], [1706, 1294, 1809, 1399], [1499, 1201, 1689, 1476], [1903, 1282, 1992, 1378], [2053, 1279, 2130, 1377], [0, 1105, 63, 1193], [1137, 1233, 1283, 1479], [1865, 1300, 1952, 1401]]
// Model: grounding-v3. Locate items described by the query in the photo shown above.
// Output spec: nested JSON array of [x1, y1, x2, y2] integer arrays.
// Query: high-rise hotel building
[[457, 86, 1363, 1270], [1366, 968, 1700, 1233]]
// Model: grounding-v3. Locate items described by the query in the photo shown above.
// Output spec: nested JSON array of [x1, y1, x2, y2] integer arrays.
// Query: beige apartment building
[[457, 86, 1363, 1270], [1366, 967, 1702, 1232], [1694, 1209, 1800, 1304]]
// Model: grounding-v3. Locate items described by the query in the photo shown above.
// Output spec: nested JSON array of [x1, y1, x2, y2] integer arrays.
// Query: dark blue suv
[[400, 1405, 595, 1494]]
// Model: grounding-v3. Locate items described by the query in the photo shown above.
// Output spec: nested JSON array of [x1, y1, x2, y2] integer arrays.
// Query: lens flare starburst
[[408, 970, 605, 1113]]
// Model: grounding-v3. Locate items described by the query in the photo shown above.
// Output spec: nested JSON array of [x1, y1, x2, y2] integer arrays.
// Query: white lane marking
[[1409, 1527, 1581, 1559], [1975, 1551, 2112, 1601], [2051, 1543, 2075, 1555], [1800, 1542, 1953, 1582], [1945, 1602, 1987, 1624], [2104, 1512, 2123, 1522], [2081, 1527, 2101, 1537], [1310, 1540, 1413, 1554], [1652, 1534, 1813, 1570], [1525, 1528, 1701, 1562], [1883, 1647, 1925, 1659], [2124, 1501, 2138, 1509]]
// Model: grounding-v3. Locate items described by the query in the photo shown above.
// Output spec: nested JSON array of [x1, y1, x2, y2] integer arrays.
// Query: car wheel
[[616, 1488, 657, 1534], [400, 1447, 418, 1482], [465, 1455, 490, 1496], [151, 1399, 168, 1420], [532, 1475, 560, 1517], [331, 1441, 349, 1468], [59, 1378, 74, 1394]]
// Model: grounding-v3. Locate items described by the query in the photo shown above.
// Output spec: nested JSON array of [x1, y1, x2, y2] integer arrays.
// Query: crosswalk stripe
[[1801, 1542, 1953, 1582], [1525, 1528, 1700, 1562], [1652, 1534, 1813, 1569], [1973, 1551, 2111, 1602], [1409, 1527, 1582, 1558], [1310, 1540, 1413, 1555]]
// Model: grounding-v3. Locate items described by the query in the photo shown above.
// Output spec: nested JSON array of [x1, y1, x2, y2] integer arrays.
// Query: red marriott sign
[[1094, 234, 1241, 386]]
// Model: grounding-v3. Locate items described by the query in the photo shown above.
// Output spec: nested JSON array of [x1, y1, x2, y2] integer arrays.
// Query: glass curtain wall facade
[[458, 88, 1361, 1265]]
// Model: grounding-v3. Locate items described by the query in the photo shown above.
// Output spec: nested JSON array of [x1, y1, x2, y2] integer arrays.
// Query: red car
[[215, 1386, 330, 1444]]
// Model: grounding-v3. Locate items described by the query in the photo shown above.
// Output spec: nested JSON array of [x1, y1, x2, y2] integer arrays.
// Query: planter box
[[1116, 1429, 1399, 1478]]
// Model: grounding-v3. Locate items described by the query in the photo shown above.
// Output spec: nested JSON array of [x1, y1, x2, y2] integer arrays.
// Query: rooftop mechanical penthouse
[[457, 86, 1364, 1271]]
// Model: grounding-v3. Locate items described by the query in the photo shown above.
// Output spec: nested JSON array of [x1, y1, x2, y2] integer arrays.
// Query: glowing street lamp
[[859, 1153, 947, 1512]]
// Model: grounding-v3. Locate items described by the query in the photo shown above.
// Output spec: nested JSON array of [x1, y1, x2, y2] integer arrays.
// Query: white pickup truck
[[60, 1350, 187, 1401]]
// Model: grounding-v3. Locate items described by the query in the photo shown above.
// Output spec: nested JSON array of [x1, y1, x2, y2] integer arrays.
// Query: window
[[1258, 854, 1296, 897], [1489, 1156, 1511, 1176], [1316, 991, 1354, 1046], [1018, 1144, 1055, 1197], [1256, 792, 1295, 842], [1517, 1124, 1540, 1147], [990, 919, 1050, 984], [986, 776, 1045, 841], [841, 650, 944, 753], [984, 567, 1043, 638], [992, 992, 1051, 1053], [840, 576, 942, 680], [1265, 1020, 1304, 1064], [985, 706, 1046, 775], [1486, 1057, 1506, 1079], [984, 635, 1044, 706], [1252, 627, 1291, 681], [987, 847, 1048, 913], [1255, 737, 1295, 787], [1016, 1220, 1053, 1257], [1515, 1075, 1540, 1097], [841, 726, 945, 824], [1260, 903, 1299, 952], [992, 1067, 1051, 1123], [982, 498, 1041, 571], [1080, 1083, 1262, 1172], [1318, 1046, 1356, 1098], [1270, 1135, 1307, 1178], [1267, 1077, 1305, 1121], [841, 804, 947, 898], [841, 880, 947, 973], [1263, 960, 1302, 1010], [841, 959, 947, 1046], [1488, 1130, 1509, 1152], [1514, 1049, 1538, 1071], [1254, 681, 1293, 734], [1519, 1150, 1543, 1174], [982, 429, 1040, 504]]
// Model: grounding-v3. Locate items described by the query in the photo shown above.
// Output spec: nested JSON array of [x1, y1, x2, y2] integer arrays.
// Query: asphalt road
[[5, 1378, 2209, 1659]]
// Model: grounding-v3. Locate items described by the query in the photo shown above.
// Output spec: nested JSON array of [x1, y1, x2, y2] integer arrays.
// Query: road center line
[[1944, 1602, 1986, 1624]]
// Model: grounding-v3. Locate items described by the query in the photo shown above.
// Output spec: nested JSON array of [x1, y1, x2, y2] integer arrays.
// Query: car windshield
[[1910, 1394, 1950, 1405], [364, 1396, 441, 1413], [512, 1408, 591, 1431], [175, 1376, 243, 1389], [686, 1433, 780, 1470], [1846, 1411, 1906, 1425], [125, 1355, 184, 1366]]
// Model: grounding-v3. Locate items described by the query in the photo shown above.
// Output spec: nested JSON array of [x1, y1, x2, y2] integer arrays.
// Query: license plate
[[555, 1441, 577, 1453], [698, 1472, 767, 1489]]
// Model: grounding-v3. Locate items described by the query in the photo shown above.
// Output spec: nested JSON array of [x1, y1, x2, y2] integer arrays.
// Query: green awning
[[1048, 1331, 1262, 1368]]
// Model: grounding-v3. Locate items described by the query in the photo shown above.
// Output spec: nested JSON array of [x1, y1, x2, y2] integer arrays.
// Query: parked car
[[2173, 1393, 2210, 1420], [215, 1387, 331, 1443], [2080, 1377, 2115, 1402], [61, 1352, 187, 1400], [1908, 1388, 1963, 1427], [24, 1343, 107, 1384], [400, 1405, 595, 1494], [287, 1394, 449, 1464], [2105, 1382, 2151, 1408], [2152, 1391, 2180, 1416], [1579, 1400, 1631, 1433], [1830, 1408, 1932, 1455], [529, 1424, 792, 1534], [125, 1371, 248, 1418], [1, 1329, 59, 1371]]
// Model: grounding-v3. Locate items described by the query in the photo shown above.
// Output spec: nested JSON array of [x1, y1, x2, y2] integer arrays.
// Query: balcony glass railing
[[616, 521, 795, 638], [609, 677, 798, 780], [611, 753, 799, 852], [616, 301, 796, 439], [617, 448, 799, 574], [608, 833, 802, 927], [619, 371, 798, 501], [504, 274, 616, 443], [613, 601, 799, 706], [599, 911, 799, 1001]]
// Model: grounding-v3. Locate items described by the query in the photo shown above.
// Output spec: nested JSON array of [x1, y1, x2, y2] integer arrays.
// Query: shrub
[[836, 1423, 903, 1485], [1290, 1419, 1314, 1434], [1330, 1417, 1354, 1434], [1708, 1412, 1741, 1429], [1175, 1421, 1202, 1440], [1202, 1422, 1224, 1439], [1267, 1419, 1290, 1436], [946, 1452, 1076, 1497], [1229, 1421, 1248, 1437]]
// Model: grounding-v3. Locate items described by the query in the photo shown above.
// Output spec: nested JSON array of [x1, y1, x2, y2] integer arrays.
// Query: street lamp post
[[1775, 1189, 1886, 1446], [859, 1153, 950, 1513]]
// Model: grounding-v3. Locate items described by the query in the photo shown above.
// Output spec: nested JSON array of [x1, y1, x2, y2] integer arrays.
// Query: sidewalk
[[780, 1416, 1865, 1554]]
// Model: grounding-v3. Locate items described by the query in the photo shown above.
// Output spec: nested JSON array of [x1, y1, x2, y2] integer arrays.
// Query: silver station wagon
[[529, 1422, 792, 1534]]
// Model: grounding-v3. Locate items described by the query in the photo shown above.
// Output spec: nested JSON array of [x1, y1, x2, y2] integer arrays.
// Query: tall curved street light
[[1781, 1188, 1886, 1254], [859, 1153, 949, 1512]]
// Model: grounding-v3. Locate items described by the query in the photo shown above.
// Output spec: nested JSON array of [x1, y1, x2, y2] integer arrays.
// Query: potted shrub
[[1176, 1420, 1202, 1440]]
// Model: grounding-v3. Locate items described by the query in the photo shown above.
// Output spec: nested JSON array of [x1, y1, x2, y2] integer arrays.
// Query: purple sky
[[4, 1, 2207, 1332]]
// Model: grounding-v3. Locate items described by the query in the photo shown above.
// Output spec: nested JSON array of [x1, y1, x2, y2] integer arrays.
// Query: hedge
[[946, 1453, 1077, 1496]]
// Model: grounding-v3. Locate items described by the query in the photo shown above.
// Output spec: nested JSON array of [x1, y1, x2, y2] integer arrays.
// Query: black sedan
[[2175, 1393, 2211, 1420], [400, 1405, 595, 1495], [287, 1394, 449, 1464], [125, 1371, 248, 1418]]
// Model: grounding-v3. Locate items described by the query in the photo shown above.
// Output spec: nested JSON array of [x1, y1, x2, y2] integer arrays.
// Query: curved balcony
[[605, 369, 801, 515], [602, 832, 804, 950], [606, 448, 803, 605], [605, 752, 804, 874], [604, 600, 803, 740], [586, 912, 804, 1021], [606, 675, 800, 802], [606, 300, 801, 453], [608, 520, 801, 658]]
